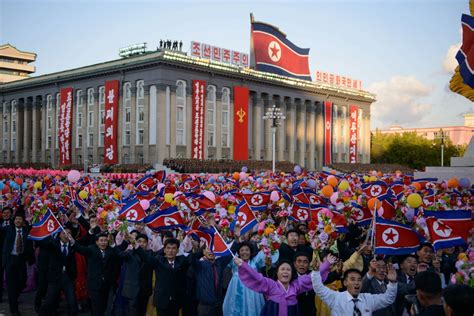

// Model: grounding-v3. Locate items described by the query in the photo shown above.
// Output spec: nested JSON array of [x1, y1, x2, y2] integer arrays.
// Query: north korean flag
[[251, 21, 311, 80], [456, 14, 474, 88], [134, 175, 157, 192], [389, 181, 405, 200], [362, 181, 388, 198], [144, 206, 186, 231], [208, 226, 234, 257], [183, 194, 216, 215], [118, 199, 147, 223], [424, 210, 472, 241], [378, 194, 397, 220], [289, 204, 311, 222], [230, 202, 258, 235], [412, 178, 437, 190], [332, 211, 349, 233], [242, 192, 270, 211], [28, 209, 63, 240], [425, 217, 467, 251], [180, 178, 201, 193], [152, 170, 166, 183], [187, 228, 213, 248], [374, 218, 425, 255], [351, 202, 372, 226]]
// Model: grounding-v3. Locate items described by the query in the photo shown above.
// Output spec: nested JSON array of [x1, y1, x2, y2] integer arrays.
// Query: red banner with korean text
[[349, 105, 359, 164], [192, 80, 206, 160], [233, 86, 249, 160], [104, 80, 119, 164], [323, 101, 333, 166], [59, 87, 73, 166]]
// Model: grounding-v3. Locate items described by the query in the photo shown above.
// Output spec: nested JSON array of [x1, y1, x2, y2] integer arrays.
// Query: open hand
[[327, 254, 338, 264], [386, 264, 397, 283], [234, 257, 243, 266]]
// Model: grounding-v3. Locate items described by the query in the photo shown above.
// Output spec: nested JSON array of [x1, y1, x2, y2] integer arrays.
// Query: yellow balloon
[[228, 205, 236, 214], [338, 180, 350, 191], [34, 181, 42, 190], [79, 190, 88, 199], [407, 193, 422, 208], [164, 193, 174, 203], [369, 176, 377, 182], [363, 175, 369, 182]]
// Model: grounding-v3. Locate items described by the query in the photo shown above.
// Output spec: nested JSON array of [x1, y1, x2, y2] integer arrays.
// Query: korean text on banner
[[192, 80, 206, 160], [349, 105, 359, 164], [323, 101, 333, 166], [233, 86, 249, 160], [104, 80, 119, 164], [59, 87, 73, 166]]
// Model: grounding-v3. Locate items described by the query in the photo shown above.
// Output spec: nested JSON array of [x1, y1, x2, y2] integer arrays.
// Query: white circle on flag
[[268, 41, 281, 62], [382, 228, 399, 245], [297, 209, 309, 221], [188, 199, 199, 210], [433, 221, 452, 238], [47, 219, 55, 232], [309, 195, 318, 205], [251, 194, 263, 205], [164, 217, 179, 226], [127, 210, 138, 221], [370, 185, 382, 197], [355, 209, 364, 220]]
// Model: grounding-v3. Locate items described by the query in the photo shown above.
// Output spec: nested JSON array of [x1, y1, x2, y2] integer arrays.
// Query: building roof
[[0, 49, 376, 103], [0, 43, 36, 62]]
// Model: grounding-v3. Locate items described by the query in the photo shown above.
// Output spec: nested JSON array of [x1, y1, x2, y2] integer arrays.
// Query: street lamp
[[263, 105, 286, 173], [435, 129, 446, 167]]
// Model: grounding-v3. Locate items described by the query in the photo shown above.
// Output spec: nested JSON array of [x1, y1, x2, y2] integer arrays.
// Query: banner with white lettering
[[192, 80, 206, 160], [104, 80, 119, 164], [323, 101, 333, 166], [59, 87, 73, 166], [349, 105, 359, 164]]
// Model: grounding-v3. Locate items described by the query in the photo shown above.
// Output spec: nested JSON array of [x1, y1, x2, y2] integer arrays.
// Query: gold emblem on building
[[237, 107, 246, 123]]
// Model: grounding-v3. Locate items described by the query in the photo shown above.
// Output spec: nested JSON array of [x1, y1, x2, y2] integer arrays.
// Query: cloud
[[368, 76, 433, 128], [443, 43, 461, 74]]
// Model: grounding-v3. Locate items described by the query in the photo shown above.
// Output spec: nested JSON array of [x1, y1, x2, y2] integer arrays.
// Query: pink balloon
[[203, 190, 216, 202], [157, 183, 166, 192], [140, 199, 150, 211], [67, 170, 81, 183], [330, 192, 339, 205], [239, 172, 248, 180], [270, 190, 280, 202]]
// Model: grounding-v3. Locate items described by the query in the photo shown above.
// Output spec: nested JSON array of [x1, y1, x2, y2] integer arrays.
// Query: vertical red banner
[[233, 86, 249, 160], [192, 80, 206, 160], [59, 87, 73, 166], [349, 105, 359, 164], [323, 101, 333, 166], [104, 80, 119, 164]]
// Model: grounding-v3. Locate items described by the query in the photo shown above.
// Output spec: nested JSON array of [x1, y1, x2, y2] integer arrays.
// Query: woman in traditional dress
[[223, 241, 279, 316]]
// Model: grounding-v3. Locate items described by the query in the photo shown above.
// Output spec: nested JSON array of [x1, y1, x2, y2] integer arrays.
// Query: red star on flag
[[270, 44, 280, 58], [384, 229, 397, 243]]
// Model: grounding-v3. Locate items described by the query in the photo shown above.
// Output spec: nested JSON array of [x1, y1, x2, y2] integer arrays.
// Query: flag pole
[[49, 208, 71, 240], [371, 204, 377, 258]]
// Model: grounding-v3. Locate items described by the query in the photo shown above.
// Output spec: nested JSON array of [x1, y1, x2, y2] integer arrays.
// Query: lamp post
[[263, 105, 286, 173], [435, 129, 446, 167]]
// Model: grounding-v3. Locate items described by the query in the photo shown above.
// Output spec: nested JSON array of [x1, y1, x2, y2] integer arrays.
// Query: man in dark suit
[[361, 257, 394, 316], [0, 206, 12, 302], [2, 211, 35, 316], [294, 252, 316, 315], [278, 229, 313, 263], [72, 231, 128, 316], [394, 254, 417, 316], [39, 227, 77, 316], [135, 237, 195, 316]]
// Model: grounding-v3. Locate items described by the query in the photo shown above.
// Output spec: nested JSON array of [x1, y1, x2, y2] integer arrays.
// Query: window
[[87, 88, 94, 106], [47, 136, 52, 149], [11, 138, 16, 151], [207, 86, 216, 147], [99, 86, 105, 126], [138, 129, 144, 145], [88, 112, 94, 127], [138, 107, 145, 122], [88, 133, 94, 147], [47, 95, 52, 111], [77, 113, 82, 127], [125, 108, 131, 123], [77, 155, 82, 164], [3, 139, 7, 150], [76, 90, 83, 107], [99, 132, 105, 147], [12, 121, 16, 133], [87, 88, 94, 128], [11, 100, 16, 114], [124, 130, 131, 145], [77, 134, 82, 148], [176, 80, 186, 145], [221, 87, 230, 147], [3, 122, 7, 133]]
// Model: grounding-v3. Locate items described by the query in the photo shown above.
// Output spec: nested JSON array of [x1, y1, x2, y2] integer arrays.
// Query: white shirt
[[311, 271, 397, 316]]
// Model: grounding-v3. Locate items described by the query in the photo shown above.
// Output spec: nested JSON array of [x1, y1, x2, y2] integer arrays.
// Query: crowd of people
[[0, 166, 472, 316], [163, 158, 297, 173]]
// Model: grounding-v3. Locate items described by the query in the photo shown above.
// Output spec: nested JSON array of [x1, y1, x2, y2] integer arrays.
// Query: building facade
[[375, 113, 474, 147], [0, 50, 375, 170], [0, 44, 36, 84]]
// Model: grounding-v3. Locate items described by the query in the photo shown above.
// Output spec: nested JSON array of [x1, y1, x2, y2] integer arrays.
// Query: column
[[23, 100, 32, 162], [262, 94, 272, 161], [117, 88, 124, 164], [308, 101, 316, 170], [169, 88, 177, 158], [275, 96, 285, 162], [0, 103, 3, 162], [286, 98, 296, 163], [41, 97, 46, 162], [6, 102, 11, 163], [93, 91, 100, 165], [215, 90, 223, 160], [16, 100, 24, 164], [365, 112, 371, 163], [156, 85, 167, 164], [129, 88, 137, 162], [142, 87, 150, 163], [252, 94, 262, 160], [186, 91, 192, 158], [315, 101, 324, 169], [32, 98, 41, 162], [297, 100, 306, 167]]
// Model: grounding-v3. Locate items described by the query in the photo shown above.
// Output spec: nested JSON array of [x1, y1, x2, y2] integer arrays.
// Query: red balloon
[[14, 177, 23, 185]]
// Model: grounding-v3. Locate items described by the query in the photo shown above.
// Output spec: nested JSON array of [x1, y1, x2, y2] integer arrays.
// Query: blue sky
[[1, 0, 472, 129]]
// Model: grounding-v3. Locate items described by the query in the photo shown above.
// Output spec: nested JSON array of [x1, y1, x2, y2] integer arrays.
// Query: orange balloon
[[327, 176, 338, 187], [321, 185, 334, 198], [367, 197, 381, 210], [447, 178, 459, 188], [233, 172, 240, 180], [412, 182, 422, 191]]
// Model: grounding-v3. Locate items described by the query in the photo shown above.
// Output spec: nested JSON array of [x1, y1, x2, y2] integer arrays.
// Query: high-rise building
[[0, 44, 36, 84]]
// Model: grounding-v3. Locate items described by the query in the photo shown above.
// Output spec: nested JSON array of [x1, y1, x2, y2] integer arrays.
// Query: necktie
[[352, 298, 362, 316], [380, 282, 387, 292], [15, 229, 23, 254], [169, 261, 174, 269], [408, 276, 414, 283], [101, 250, 105, 259], [62, 244, 68, 256]]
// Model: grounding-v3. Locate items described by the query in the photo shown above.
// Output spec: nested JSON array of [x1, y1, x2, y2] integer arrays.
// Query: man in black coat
[[72, 231, 128, 316], [0, 206, 12, 302], [135, 237, 195, 316], [294, 252, 316, 316], [2, 212, 35, 316], [38, 227, 77, 316]]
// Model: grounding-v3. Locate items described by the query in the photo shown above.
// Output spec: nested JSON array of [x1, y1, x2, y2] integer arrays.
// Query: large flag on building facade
[[250, 15, 312, 81], [456, 14, 474, 88]]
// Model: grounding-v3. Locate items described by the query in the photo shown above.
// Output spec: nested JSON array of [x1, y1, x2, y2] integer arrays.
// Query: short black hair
[[129, 230, 141, 236], [95, 232, 108, 241], [237, 241, 256, 258], [162, 231, 174, 240], [417, 242, 433, 251], [343, 268, 362, 280], [13, 211, 25, 220], [398, 254, 417, 265], [443, 284, 474, 316], [164, 238, 180, 249], [293, 251, 310, 262], [285, 228, 300, 237], [136, 233, 149, 242], [2, 207, 13, 213], [415, 271, 442, 295], [275, 260, 296, 281]]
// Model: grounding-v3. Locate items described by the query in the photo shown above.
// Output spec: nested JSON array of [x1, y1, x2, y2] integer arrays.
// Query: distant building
[[374, 113, 474, 146], [0, 44, 36, 84]]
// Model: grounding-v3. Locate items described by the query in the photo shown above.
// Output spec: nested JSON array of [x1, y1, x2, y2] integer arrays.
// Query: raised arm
[[236, 258, 274, 295], [311, 271, 339, 307], [367, 264, 398, 311], [135, 244, 160, 266]]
